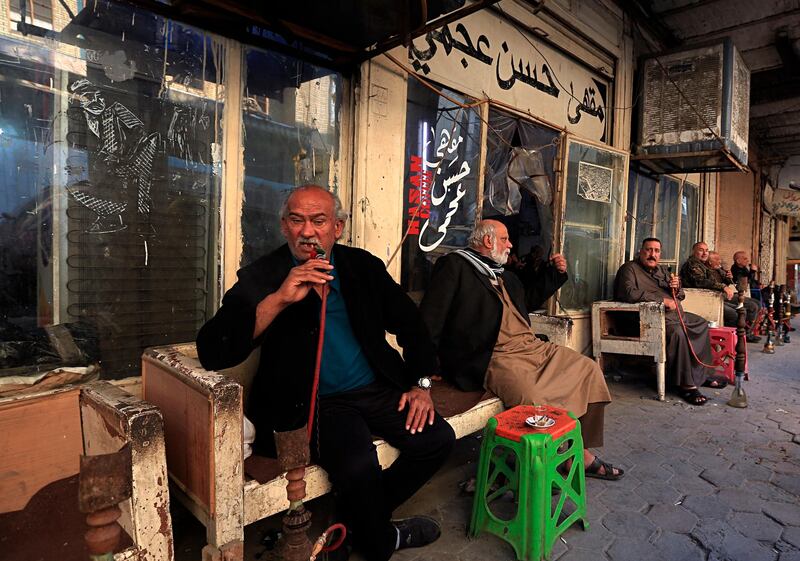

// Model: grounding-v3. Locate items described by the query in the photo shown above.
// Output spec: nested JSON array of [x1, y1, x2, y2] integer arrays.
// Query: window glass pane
[[679, 181, 699, 263], [240, 49, 342, 266], [560, 140, 626, 312], [1, 3, 223, 380], [400, 80, 480, 298], [482, 109, 559, 275], [633, 174, 660, 254], [655, 177, 680, 263]]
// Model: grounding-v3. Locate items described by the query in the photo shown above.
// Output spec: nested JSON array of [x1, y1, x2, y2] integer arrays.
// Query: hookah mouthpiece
[[312, 242, 326, 260]]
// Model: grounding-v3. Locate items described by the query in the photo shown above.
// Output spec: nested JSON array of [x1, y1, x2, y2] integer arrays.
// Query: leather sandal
[[679, 387, 707, 405], [585, 456, 624, 480]]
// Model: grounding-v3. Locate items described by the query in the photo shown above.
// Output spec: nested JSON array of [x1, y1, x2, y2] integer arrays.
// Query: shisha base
[[266, 505, 313, 561], [727, 373, 748, 408]]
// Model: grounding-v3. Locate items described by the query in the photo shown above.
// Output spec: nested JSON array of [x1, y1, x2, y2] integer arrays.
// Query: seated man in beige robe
[[614, 238, 714, 405], [420, 219, 623, 480]]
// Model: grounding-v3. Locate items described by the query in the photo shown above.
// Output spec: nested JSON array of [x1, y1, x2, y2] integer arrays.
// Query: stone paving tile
[[731, 511, 785, 542], [652, 531, 705, 561], [606, 537, 666, 561], [644, 504, 698, 534], [622, 450, 671, 470], [602, 511, 656, 540], [651, 445, 694, 462], [778, 551, 800, 561], [558, 546, 612, 561], [772, 460, 800, 474], [776, 540, 799, 554], [456, 533, 517, 561], [699, 466, 740, 488], [715, 487, 767, 512], [783, 527, 800, 549], [772, 471, 800, 496], [746, 480, 798, 504], [597, 485, 650, 512], [727, 459, 775, 481], [688, 451, 733, 471], [660, 456, 704, 477], [691, 517, 734, 550], [668, 471, 718, 495], [560, 518, 612, 549], [682, 493, 733, 520], [633, 481, 682, 505], [718, 528, 779, 561], [765, 502, 800, 527]]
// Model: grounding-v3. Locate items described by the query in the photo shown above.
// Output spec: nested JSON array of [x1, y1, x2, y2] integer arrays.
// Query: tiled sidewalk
[[389, 323, 800, 561]]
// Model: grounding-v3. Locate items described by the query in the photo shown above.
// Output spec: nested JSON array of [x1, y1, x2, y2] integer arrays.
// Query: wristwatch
[[417, 376, 432, 390]]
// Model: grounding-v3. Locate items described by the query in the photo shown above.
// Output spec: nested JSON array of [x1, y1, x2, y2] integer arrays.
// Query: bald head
[[733, 251, 749, 267]]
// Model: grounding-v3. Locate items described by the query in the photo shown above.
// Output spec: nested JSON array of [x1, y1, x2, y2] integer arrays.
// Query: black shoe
[[392, 516, 441, 550], [746, 334, 761, 343]]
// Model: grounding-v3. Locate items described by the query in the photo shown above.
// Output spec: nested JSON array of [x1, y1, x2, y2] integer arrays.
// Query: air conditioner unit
[[634, 38, 750, 173]]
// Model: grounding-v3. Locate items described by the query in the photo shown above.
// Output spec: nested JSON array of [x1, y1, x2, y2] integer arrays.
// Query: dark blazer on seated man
[[196, 185, 453, 561]]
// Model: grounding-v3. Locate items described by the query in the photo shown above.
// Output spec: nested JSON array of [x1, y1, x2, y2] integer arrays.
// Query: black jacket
[[196, 244, 436, 455], [419, 252, 566, 392]]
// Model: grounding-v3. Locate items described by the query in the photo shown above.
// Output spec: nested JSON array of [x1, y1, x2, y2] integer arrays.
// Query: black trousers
[[314, 382, 455, 561], [722, 297, 760, 330]]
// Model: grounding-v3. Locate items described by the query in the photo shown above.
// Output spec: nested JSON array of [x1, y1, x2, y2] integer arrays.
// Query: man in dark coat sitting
[[420, 219, 623, 480], [196, 185, 454, 561], [679, 241, 760, 343]]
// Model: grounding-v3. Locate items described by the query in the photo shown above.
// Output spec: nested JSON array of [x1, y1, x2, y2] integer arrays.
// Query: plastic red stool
[[708, 327, 748, 384]]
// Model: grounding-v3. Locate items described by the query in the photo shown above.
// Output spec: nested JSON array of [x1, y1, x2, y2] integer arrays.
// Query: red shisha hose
[[303, 247, 348, 555], [307, 246, 329, 442], [671, 285, 718, 369]]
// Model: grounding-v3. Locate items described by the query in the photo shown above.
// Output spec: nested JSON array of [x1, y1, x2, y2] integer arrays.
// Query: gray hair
[[279, 184, 348, 221], [468, 220, 497, 249]]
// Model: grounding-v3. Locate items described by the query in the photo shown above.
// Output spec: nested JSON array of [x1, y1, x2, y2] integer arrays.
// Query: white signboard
[[772, 189, 800, 217], [409, 10, 611, 142]]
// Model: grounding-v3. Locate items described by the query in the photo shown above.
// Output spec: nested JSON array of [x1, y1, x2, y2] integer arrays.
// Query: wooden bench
[[0, 381, 173, 561], [142, 342, 505, 561]]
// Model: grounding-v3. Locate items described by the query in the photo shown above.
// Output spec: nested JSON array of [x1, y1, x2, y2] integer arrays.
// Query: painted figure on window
[[67, 79, 160, 233]]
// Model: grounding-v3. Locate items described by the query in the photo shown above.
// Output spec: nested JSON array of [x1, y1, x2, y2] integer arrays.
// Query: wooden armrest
[[141, 344, 243, 549], [528, 313, 573, 348], [81, 381, 173, 561]]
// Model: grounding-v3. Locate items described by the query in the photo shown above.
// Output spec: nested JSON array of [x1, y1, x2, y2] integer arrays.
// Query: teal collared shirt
[[294, 254, 376, 396]]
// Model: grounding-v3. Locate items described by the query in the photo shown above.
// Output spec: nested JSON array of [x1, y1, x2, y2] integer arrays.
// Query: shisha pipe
[[774, 285, 785, 346], [762, 283, 776, 354], [269, 242, 346, 561], [727, 279, 748, 408], [781, 287, 792, 343]]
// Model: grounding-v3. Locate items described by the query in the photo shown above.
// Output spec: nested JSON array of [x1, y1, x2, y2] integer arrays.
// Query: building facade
[[0, 0, 791, 385]]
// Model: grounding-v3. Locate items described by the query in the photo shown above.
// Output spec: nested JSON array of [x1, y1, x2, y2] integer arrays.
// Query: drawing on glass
[[576, 161, 612, 203], [67, 78, 160, 233]]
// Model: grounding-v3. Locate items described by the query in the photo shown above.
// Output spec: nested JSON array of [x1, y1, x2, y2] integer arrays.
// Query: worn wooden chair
[[0, 381, 173, 561], [591, 288, 724, 401], [142, 343, 505, 561]]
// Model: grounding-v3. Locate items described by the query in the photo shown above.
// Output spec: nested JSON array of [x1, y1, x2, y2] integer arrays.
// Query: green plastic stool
[[469, 404, 588, 560]]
